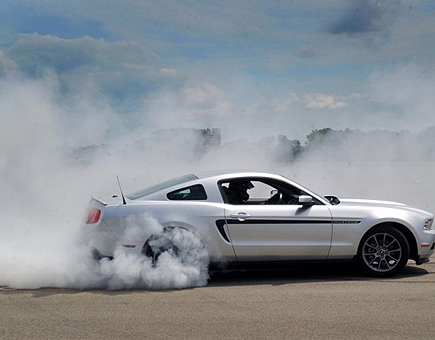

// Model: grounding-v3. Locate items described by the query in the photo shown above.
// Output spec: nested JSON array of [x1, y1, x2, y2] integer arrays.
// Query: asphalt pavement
[[1, 261, 434, 340]]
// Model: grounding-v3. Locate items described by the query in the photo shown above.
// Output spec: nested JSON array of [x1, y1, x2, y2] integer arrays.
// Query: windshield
[[127, 174, 198, 200], [280, 174, 331, 203]]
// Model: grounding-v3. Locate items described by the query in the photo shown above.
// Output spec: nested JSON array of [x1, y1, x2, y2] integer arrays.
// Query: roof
[[194, 170, 284, 180]]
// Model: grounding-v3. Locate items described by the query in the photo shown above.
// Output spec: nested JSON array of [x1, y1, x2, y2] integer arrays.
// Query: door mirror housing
[[299, 195, 314, 206], [270, 189, 278, 197]]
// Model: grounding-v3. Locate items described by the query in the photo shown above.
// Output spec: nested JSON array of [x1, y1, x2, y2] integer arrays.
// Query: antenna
[[116, 175, 127, 205]]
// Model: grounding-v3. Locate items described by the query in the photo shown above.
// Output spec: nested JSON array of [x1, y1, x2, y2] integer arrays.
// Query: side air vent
[[215, 220, 230, 243]]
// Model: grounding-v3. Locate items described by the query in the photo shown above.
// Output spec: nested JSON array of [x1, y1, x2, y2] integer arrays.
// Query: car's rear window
[[127, 174, 198, 200], [167, 184, 207, 200]]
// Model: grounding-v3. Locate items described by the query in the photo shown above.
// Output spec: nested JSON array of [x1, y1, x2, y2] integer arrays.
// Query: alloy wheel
[[362, 232, 402, 272]]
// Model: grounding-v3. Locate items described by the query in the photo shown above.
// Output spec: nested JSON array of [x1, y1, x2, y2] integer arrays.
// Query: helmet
[[228, 180, 254, 202], [238, 181, 254, 190]]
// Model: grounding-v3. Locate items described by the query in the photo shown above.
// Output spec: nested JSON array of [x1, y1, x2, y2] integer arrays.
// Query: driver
[[226, 181, 254, 204]]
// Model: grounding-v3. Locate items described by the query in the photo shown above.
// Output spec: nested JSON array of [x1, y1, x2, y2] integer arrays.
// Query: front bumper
[[418, 229, 435, 258], [415, 256, 430, 265]]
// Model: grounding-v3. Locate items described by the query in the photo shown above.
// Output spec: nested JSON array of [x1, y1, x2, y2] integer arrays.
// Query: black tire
[[357, 226, 410, 277], [142, 227, 179, 264], [142, 227, 208, 266]]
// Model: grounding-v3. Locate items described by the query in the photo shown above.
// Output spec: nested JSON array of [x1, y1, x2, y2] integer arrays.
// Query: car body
[[84, 171, 435, 276]]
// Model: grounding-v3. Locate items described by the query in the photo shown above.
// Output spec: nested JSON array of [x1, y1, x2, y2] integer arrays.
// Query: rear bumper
[[92, 248, 113, 261]]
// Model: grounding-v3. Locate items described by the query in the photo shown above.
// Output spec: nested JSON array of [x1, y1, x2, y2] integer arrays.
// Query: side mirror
[[299, 195, 314, 206], [270, 189, 278, 197]]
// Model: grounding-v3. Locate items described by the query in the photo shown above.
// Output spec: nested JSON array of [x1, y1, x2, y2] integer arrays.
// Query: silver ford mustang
[[84, 171, 435, 277]]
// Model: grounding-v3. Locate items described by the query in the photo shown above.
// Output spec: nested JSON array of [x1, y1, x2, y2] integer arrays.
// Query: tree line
[[268, 127, 435, 162]]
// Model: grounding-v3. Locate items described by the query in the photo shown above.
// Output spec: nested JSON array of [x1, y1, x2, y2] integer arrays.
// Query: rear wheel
[[142, 227, 208, 266], [143, 227, 179, 263], [357, 226, 409, 277]]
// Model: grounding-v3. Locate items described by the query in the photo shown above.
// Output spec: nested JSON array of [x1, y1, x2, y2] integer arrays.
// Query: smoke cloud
[[1, 44, 435, 290], [61, 217, 210, 290], [0, 65, 217, 290]]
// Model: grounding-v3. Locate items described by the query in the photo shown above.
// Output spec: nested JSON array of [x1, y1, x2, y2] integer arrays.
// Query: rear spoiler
[[90, 197, 108, 206]]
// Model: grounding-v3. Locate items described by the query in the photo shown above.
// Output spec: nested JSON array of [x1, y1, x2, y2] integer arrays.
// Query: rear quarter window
[[167, 184, 207, 200]]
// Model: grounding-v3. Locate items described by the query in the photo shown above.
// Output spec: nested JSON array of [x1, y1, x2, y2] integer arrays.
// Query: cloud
[[142, 81, 234, 135], [350, 92, 363, 99], [0, 50, 18, 76], [8, 33, 161, 74], [327, 0, 392, 35], [304, 93, 348, 110], [182, 82, 226, 106], [1, 1, 434, 143], [297, 45, 316, 58], [369, 63, 435, 130], [4, 33, 186, 115]]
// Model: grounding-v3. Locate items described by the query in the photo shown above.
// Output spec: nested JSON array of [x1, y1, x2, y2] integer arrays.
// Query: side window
[[220, 178, 313, 205], [167, 184, 207, 200], [220, 180, 273, 205]]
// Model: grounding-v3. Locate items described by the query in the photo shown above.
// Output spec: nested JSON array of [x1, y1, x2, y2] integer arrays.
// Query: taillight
[[86, 209, 101, 224]]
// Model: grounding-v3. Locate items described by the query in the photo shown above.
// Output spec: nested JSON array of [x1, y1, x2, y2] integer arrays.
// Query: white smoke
[[0, 66, 215, 290], [1, 49, 435, 290], [59, 218, 210, 290]]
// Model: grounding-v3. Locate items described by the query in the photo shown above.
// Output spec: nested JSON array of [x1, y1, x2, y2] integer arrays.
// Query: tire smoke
[[1, 56, 434, 290], [61, 223, 210, 290]]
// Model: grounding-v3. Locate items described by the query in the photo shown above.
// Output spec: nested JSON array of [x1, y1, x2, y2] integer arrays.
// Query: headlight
[[424, 218, 433, 231]]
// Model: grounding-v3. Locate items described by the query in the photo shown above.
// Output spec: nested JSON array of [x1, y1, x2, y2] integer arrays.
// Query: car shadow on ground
[[0, 262, 430, 296], [208, 262, 430, 287]]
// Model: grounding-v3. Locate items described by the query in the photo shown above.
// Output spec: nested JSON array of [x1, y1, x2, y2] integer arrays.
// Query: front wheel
[[357, 226, 410, 277]]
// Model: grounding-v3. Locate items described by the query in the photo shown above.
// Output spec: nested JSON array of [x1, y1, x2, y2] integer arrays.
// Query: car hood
[[337, 197, 433, 215], [338, 198, 408, 208]]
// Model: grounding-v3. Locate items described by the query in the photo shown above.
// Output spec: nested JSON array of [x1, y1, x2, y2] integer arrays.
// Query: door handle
[[230, 212, 251, 221]]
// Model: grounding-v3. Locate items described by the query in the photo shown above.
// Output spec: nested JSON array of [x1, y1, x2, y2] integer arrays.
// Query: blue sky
[[1, 0, 435, 143]]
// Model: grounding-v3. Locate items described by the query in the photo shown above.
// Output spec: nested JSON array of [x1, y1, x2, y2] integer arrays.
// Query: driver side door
[[222, 179, 333, 261]]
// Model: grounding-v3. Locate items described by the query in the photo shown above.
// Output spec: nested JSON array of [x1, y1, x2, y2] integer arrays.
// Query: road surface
[[1, 261, 434, 339]]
